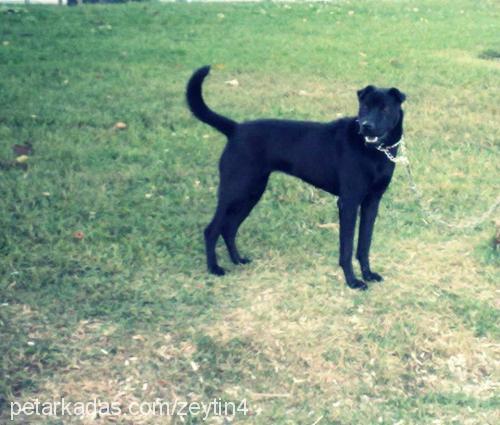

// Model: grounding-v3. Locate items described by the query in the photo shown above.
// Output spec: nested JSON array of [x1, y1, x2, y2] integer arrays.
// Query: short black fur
[[186, 65, 406, 290]]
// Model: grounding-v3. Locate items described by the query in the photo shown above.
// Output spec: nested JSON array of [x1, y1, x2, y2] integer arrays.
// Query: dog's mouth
[[363, 133, 388, 147], [364, 136, 379, 145]]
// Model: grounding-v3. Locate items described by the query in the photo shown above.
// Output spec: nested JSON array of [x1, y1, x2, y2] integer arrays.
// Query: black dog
[[186, 66, 405, 290]]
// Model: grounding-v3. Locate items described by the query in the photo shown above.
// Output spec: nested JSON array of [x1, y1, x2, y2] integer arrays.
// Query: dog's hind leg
[[205, 149, 268, 276], [221, 175, 269, 265], [205, 152, 244, 276], [204, 205, 227, 276]]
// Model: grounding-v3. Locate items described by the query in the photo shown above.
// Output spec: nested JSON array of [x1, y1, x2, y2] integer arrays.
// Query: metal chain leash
[[381, 137, 500, 229]]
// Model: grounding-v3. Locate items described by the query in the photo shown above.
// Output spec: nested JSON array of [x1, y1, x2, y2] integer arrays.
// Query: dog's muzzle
[[357, 120, 385, 146]]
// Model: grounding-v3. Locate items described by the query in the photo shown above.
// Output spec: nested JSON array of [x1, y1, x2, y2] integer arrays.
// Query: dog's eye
[[382, 106, 391, 114]]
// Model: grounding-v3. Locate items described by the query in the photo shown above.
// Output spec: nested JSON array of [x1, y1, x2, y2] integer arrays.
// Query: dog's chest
[[370, 162, 394, 192]]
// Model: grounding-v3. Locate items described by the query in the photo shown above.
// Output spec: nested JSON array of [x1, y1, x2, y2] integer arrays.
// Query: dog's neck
[[384, 109, 404, 151]]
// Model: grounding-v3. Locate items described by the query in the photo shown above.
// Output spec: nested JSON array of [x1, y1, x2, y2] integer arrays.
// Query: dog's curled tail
[[186, 65, 237, 137]]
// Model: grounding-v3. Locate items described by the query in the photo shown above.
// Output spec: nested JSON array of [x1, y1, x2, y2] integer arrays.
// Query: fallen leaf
[[317, 223, 339, 230], [15, 155, 29, 163], [72, 231, 85, 240], [225, 79, 239, 87], [132, 334, 145, 341], [114, 121, 127, 130]]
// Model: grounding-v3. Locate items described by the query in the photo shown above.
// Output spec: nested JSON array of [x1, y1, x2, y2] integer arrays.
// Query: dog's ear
[[389, 87, 406, 103], [357, 85, 375, 101]]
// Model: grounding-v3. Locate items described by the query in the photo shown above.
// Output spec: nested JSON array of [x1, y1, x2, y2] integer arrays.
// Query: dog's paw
[[210, 266, 226, 276], [239, 257, 251, 265], [363, 271, 383, 282], [347, 279, 368, 291]]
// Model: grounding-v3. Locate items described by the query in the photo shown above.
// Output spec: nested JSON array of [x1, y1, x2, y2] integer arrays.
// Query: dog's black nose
[[361, 121, 375, 132]]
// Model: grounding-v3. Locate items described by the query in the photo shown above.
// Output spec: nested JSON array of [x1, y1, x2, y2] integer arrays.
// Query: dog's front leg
[[357, 193, 384, 282], [337, 198, 367, 290]]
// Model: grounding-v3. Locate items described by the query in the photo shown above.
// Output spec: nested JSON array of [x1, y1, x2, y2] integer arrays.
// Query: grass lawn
[[0, 0, 499, 423]]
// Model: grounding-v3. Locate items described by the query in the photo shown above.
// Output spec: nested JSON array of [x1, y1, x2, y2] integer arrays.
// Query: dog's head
[[356, 85, 406, 147]]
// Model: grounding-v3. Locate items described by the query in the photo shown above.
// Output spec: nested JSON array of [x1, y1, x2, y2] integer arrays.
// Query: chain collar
[[376, 136, 408, 164]]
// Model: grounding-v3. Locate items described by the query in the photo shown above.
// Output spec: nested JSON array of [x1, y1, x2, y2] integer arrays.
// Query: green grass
[[0, 1, 499, 423]]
